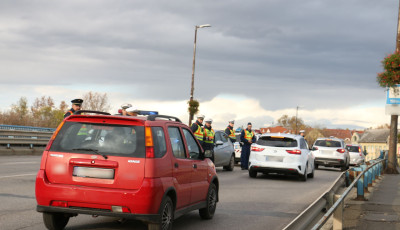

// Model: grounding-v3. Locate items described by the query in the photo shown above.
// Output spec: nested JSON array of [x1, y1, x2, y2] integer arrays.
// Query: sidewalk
[[343, 168, 400, 230]]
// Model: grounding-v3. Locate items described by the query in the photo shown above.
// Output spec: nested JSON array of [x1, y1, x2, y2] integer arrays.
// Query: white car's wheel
[[299, 163, 307, 182]]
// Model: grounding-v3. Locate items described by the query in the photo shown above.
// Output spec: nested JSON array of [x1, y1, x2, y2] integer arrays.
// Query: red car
[[35, 111, 219, 230]]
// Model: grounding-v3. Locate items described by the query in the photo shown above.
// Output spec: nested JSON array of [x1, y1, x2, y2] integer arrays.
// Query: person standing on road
[[120, 103, 132, 116], [225, 120, 236, 143], [240, 122, 256, 170], [64, 99, 83, 118], [203, 118, 215, 162], [299, 130, 305, 137], [191, 114, 205, 146]]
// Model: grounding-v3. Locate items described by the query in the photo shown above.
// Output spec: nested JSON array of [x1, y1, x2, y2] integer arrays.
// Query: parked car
[[312, 137, 350, 171], [248, 133, 315, 181], [214, 130, 235, 171], [234, 134, 242, 164], [345, 144, 365, 166], [35, 111, 219, 230]]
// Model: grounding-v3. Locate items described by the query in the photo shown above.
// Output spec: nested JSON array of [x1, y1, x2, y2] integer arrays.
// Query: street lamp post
[[189, 24, 211, 126], [295, 106, 303, 134]]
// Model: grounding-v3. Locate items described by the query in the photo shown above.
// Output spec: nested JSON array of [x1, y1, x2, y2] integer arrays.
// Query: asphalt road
[[0, 155, 342, 230]]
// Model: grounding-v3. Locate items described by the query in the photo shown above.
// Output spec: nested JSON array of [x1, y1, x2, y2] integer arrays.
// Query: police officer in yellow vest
[[224, 120, 236, 143], [240, 122, 256, 170], [191, 114, 205, 145], [64, 99, 83, 118], [203, 118, 215, 162]]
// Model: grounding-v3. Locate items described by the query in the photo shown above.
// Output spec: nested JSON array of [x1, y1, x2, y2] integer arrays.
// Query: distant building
[[260, 126, 291, 134], [357, 129, 390, 160], [321, 129, 353, 144]]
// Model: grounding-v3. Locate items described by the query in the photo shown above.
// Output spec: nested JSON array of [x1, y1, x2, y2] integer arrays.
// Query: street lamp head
[[197, 24, 211, 28]]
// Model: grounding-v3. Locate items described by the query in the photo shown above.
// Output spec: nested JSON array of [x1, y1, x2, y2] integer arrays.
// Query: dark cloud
[[0, 0, 397, 113]]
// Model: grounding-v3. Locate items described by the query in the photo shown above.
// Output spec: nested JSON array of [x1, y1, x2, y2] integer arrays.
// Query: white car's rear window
[[314, 140, 341, 148], [256, 136, 297, 147]]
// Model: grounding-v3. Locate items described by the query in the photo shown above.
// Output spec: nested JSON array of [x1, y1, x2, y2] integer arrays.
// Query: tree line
[[0, 92, 110, 128]]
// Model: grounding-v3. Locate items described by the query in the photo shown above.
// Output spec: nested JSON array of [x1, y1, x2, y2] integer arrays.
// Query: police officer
[[299, 130, 305, 137], [240, 122, 256, 170], [225, 120, 236, 143], [120, 103, 132, 116], [126, 107, 138, 116], [191, 114, 205, 145], [203, 118, 215, 162], [64, 99, 83, 118]]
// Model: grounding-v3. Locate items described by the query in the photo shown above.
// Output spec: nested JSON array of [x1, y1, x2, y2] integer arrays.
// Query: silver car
[[214, 130, 235, 171], [312, 137, 350, 171], [345, 144, 365, 166]]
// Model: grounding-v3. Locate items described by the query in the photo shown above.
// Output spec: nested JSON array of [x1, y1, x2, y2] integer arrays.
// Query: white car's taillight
[[286, 149, 301, 155], [251, 146, 265, 152], [336, 149, 345, 153]]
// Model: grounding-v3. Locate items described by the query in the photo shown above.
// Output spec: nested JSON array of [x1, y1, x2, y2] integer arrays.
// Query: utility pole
[[295, 106, 299, 134], [188, 24, 211, 126], [386, 0, 400, 174]]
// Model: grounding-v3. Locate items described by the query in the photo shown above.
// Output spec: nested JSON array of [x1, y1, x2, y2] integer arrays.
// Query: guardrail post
[[367, 168, 373, 187], [355, 174, 366, 201], [333, 194, 343, 230]]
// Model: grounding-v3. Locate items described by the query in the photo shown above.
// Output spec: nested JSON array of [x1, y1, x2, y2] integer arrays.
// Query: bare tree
[[82, 92, 111, 112], [277, 114, 307, 133]]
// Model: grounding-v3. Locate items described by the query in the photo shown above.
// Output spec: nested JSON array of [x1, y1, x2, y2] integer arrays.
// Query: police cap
[[229, 120, 235, 124], [71, 99, 83, 105], [197, 114, 205, 119]]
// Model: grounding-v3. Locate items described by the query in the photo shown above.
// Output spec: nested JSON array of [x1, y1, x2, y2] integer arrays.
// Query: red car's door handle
[[193, 164, 197, 169], [174, 163, 179, 168]]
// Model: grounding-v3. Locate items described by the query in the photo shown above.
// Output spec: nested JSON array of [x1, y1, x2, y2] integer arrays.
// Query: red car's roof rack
[[147, 115, 181, 123]]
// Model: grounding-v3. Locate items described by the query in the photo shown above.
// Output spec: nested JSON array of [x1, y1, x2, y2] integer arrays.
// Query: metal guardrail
[[0, 125, 54, 149], [283, 158, 386, 230]]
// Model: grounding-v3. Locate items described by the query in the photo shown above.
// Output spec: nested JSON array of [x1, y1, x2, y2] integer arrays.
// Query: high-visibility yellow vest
[[204, 128, 215, 144], [194, 124, 204, 142], [227, 127, 236, 139], [77, 125, 88, 136], [244, 129, 254, 141]]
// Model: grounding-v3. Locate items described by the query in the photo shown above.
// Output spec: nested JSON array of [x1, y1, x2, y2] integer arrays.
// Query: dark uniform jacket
[[64, 108, 76, 118], [191, 120, 203, 133]]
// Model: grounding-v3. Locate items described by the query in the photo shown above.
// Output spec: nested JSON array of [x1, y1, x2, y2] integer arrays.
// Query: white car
[[345, 144, 365, 166], [312, 137, 350, 171], [248, 133, 315, 181]]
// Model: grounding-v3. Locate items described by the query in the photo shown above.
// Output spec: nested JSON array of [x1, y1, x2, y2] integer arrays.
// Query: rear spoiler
[[73, 110, 111, 115]]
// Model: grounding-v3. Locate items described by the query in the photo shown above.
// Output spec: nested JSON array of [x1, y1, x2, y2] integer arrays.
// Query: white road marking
[[1, 161, 40, 165], [0, 173, 36, 179]]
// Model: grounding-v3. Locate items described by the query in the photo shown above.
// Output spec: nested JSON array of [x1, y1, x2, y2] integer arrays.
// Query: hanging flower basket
[[377, 52, 400, 88]]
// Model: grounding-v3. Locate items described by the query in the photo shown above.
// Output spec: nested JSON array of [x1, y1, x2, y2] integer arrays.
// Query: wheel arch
[[160, 187, 177, 212], [210, 176, 219, 202]]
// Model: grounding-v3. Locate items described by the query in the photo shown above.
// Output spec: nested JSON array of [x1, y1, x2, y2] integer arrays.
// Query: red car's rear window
[[50, 121, 145, 158]]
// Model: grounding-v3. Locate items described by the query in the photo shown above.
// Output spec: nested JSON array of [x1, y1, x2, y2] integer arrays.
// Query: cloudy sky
[[0, 0, 397, 130]]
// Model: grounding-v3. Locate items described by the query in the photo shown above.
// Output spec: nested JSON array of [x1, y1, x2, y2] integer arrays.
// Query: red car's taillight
[[51, 201, 68, 208], [286, 149, 301, 155], [145, 127, 155, 158], [337, 149, 345, 153], [251, 146, 265, 152]]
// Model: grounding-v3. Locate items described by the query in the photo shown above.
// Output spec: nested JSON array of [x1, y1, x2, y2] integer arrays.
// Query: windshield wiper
[[72, 148, 108, 160]]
